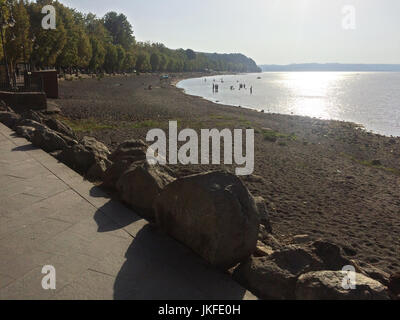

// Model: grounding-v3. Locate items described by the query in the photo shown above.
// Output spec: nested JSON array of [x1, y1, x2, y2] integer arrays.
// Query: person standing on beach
[[213, 83, 215, 92], [250, 86, 253, 94]]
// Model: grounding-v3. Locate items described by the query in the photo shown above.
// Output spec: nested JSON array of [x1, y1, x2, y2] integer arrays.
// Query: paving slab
[[0, 123, 256, 300]]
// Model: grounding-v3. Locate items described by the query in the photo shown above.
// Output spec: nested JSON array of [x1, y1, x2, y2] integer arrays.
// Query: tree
[[104, 43, 118, 73], [103, 11, 135, 50], [5, 0, 31, 67], [150, 52, 160, 72], [185, 49, 196, 60], [89, 36, 105, 72]]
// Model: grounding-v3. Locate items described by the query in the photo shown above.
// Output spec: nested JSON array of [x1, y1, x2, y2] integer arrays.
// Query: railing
[[0, 74, 43, 92]]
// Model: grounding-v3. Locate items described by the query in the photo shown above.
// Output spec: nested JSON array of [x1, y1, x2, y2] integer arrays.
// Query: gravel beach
[[55, 73, 400, 274]]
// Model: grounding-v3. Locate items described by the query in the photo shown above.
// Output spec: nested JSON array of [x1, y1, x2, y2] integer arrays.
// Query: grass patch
[[342, 153, 400, 176], [59, 117, 115, 132], [262, 129, 297, 143]]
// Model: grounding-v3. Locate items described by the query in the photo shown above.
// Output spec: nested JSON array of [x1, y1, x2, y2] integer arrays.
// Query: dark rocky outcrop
[[153, 171, 260, 269]]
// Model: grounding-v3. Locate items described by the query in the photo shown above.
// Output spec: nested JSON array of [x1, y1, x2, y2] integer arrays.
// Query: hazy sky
[[61, 0, 400, 65]]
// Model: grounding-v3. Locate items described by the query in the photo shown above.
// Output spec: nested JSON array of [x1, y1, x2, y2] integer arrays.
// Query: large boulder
[[15, 126, 36, 140], [87, 159, 112, 181], [59, 136, 110, 173], [0, 111, 20, 129], [233, 246, 323, 299], [102, 139, 149, 189], [310, 240, 352, 270], [31, 127, 69, 152], [20, 110, 44, 124], [153, 171, 260, 269], [296, 271, 390, 300], [44, 118, 77, 140], [103, 158, 138, 189], [116, 163, 175, 220], [109, 139, 147, 162]]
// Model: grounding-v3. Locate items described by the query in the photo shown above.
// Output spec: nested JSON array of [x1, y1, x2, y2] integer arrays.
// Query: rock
[[103, 157, 139, 189], [110, 139, 147, 162], [44, 118, 77, 139], [292, 235, 311, 244], [59, 136, 110, 174], [234, 246, 322, 299], [154, 171, 260, 269], [254, 196, 272, 233], [311, 240, 352, 270], [254, 241, 274, 257], [388, 273, 400, 300], [81, 136, 110, 160], [116, 163, 175, 220], [15, 126, 36, 140], [296, 271, 390, 300], [20, 110, 44, 123], [87, 159, 112, 181], [16, 119, 46, 131], [352, 260, 390, 287], [0, 111, 20, 129], [31, 127, 68, 152]]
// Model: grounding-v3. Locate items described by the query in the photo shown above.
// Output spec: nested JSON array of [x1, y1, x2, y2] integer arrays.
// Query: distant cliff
[[203, 53, 262, 73]]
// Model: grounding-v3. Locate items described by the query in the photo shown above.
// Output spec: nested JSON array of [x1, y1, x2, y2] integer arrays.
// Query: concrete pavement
[[0, 122, 255, 300]]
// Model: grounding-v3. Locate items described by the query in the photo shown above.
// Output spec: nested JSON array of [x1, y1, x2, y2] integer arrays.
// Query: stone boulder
[[0, 111, 20, 129], [20, 110, 44, 124], [59, 136, 110, 174], [103, 158, 138, 189], [87, 159, 112, 181], [31, 127, 69, 152], [15, 126, 36, 140], [296, 271, 390, 300], [351, 260, 390, 287], [153, 171, 260, 269], [109, 139, 147, 162], [16, 119, 46, 131], [254, 196, 272, 233], [116, 163, 174, 220], [310, 240, 352, 270], [44, 118, 77, 140], [233, 246, 323, 299]]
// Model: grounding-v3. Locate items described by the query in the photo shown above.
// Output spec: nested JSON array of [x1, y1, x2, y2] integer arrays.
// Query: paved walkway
[[0, 123, 255, 300]]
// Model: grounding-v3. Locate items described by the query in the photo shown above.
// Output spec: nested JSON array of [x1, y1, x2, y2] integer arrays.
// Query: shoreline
[[56, 73, 400, 274], [176, 74, 399, 139]]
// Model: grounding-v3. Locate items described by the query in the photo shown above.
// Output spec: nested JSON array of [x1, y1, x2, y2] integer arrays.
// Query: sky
[[61, 0, 400, 65]]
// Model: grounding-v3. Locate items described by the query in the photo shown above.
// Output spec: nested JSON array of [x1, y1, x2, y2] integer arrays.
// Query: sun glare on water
[[278, 72, 344, 119]]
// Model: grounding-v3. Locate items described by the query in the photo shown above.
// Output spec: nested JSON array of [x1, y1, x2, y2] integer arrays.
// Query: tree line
[[1, 0, 261, 74]]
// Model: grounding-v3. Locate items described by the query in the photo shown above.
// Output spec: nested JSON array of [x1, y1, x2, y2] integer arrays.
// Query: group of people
[[208, 78, 253, 94]]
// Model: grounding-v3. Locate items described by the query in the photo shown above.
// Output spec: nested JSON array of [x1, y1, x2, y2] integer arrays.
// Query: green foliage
[[3, 1, 260, 74]]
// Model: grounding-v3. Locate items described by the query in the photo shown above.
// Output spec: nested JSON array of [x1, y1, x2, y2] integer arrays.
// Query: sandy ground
[[55, 73, 400, 274]]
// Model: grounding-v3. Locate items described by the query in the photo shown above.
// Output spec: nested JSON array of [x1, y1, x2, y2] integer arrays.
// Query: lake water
[[177, 72, 400, 137]]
